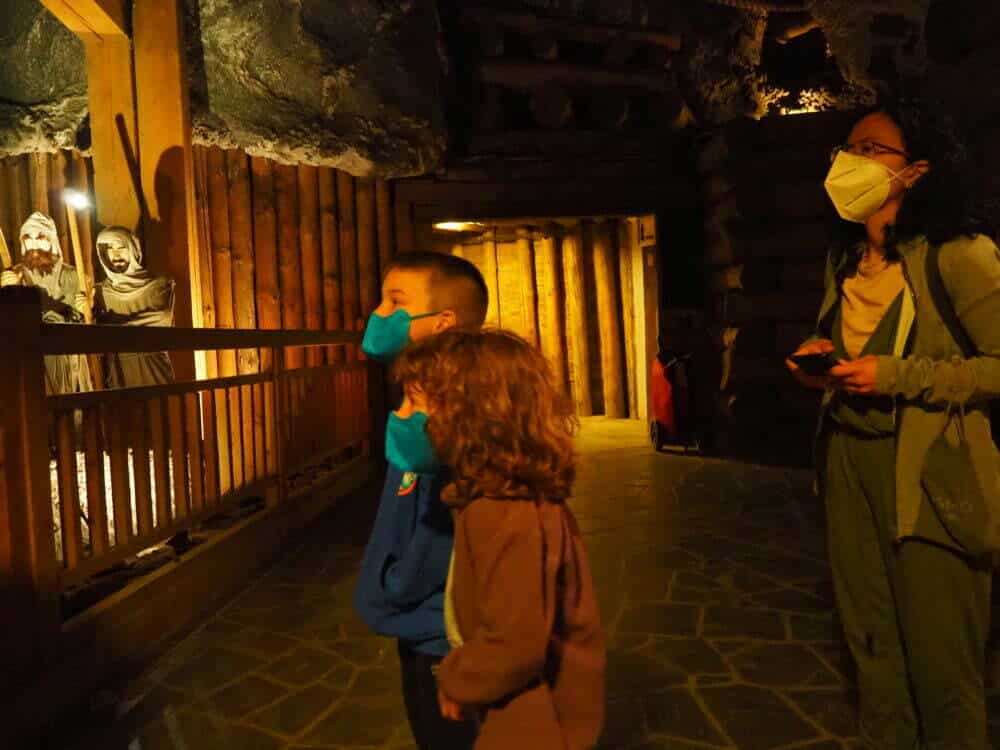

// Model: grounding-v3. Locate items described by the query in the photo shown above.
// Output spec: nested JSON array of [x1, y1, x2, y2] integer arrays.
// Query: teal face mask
[[385, 411, 439, 475], [361, 309, 440, 364]]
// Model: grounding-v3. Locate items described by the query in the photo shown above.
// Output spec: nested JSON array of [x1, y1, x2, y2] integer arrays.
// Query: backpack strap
[[925, 242, 978, 358]]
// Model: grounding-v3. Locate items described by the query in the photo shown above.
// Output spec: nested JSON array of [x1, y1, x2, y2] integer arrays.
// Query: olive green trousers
[[823, 428, 991, 750]]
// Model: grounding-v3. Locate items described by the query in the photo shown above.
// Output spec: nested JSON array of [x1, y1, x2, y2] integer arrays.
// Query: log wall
[[0, 147, 401, 368], [442, 218, 645, 419]]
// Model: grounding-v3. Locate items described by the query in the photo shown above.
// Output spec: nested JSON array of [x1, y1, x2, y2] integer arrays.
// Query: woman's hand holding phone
[[785, 339, 836, 390]]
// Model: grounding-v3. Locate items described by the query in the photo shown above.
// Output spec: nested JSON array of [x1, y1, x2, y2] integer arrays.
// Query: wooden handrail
[[36, 322, 362, 355]]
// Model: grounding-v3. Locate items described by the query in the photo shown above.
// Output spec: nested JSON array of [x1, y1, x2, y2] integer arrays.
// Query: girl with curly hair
[[786, 93, 1000, 749], [392, 329, 606, 750]]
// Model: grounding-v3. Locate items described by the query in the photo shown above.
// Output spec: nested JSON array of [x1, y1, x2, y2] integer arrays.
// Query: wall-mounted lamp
[[63, 188, 92, 210], [433, 221, 485, 233]]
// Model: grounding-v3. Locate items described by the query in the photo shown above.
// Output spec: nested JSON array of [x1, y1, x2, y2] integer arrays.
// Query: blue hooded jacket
[[353, 463, 454, 656]]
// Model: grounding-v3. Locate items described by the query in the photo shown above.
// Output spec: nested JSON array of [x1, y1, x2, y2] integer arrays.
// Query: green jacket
[[810, 233, 1000, 544]]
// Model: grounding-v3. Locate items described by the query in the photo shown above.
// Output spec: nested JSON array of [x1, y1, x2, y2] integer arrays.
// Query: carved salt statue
[[93, 226, 176, 388], [0, 212, 93, 394]]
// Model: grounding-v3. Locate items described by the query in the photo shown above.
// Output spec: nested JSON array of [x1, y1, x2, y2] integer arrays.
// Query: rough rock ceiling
[[1, 0, 997, 173]]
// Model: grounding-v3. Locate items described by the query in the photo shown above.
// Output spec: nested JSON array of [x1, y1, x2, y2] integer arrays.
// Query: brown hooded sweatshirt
[[436, 485, 606, 750]]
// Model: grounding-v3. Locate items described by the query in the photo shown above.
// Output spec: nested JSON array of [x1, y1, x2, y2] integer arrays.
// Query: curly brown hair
[[392, 329, 578, 502]]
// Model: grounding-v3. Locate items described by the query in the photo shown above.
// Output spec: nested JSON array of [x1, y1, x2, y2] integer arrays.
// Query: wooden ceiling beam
[[480, 60, 671, 94], [461, 6, 682, 51], [38, 0, 126, 38]]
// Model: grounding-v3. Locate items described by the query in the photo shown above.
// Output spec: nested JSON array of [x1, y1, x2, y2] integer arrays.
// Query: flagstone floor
[[50, 418, 1000, 750]]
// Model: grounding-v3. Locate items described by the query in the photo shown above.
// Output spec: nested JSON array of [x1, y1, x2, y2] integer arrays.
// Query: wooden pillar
[[356, 178, 379, 318], [275, 164, 303, 368], [48, 152, 70, 260], [318, 168, 342, 363], [68, 153, 95, 285], [480, 228, 500, 327], [7, 157, 30, 253], [617, 219, 638, 420], [0, 289, 60, 682], [560, 224, 592, 416], [394, 192, 416, 254], [81, 35, 141, 230], [28, 153, 50, 220], [375, 180, 395, 277], [133, 0, 201, 380], [593, 219, 625, 418], [226, 150, 258, 371], [337, 172, 359, 355], [533, 226, 567, 394], [298, 166, 323, 367]]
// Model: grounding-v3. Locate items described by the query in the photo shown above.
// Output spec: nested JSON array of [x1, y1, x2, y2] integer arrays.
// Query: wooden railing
[[1, 287, 377, 683]]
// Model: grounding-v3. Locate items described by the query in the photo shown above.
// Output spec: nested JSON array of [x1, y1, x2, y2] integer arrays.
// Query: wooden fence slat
[[319, 168, 342, 364], [167, 394, 189, 519], [226, 387, 246, 489], [56, 411, 83, 569], [337, 172, 359, 360], [241, 384, 254, 483], [83, 406, 109, 555], [276, 163, 304, 369], [253, 382, 266, 477], [375, 179, 394, 276], [356, 177, 379, 320], [107, 406, 134, 544], [202, 389, 220, 505], [131, 402, 154, 537], [185, 392, 204, 513], [298, 165, 323, 368], [149, 398, 171, 529]]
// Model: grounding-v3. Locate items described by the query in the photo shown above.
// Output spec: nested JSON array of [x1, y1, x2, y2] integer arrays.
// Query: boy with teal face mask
[[354, 251, 488, 750]]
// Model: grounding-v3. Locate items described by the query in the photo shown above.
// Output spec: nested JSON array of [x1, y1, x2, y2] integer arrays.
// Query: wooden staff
[[0, 226, 12, 271], [65, 202, 92, 323], [66, 200, 103, 388]]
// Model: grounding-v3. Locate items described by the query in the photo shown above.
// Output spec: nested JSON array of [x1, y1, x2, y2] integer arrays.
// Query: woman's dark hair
[[831, 91, 993, 281]]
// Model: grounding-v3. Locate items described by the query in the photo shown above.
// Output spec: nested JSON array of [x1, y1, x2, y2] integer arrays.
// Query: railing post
[[269, 345, 287, 507], [0, 288, 61, 686]]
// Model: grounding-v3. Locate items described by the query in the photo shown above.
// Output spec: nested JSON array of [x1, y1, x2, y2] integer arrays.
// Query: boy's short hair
[[387, 251, 489, 329]]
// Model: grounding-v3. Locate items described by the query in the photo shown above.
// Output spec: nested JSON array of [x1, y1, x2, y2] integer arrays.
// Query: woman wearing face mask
[[786, 95, 1000, 749]]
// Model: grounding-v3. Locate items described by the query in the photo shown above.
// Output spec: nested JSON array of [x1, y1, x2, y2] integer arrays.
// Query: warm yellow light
[[433, 221, 485, 233], [63, 188, 91, 210]]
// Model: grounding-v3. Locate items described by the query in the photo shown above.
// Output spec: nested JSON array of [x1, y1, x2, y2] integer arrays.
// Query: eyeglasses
[[830, 141, 909, 163]]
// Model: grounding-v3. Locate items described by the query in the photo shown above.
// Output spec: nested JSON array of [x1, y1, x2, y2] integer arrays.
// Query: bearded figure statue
[[93, 226, 176, 388], [0, 212, 93, 394]]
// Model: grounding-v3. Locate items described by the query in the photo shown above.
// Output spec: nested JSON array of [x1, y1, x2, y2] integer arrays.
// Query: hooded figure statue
[[0, 212, 93, 394], [93, 226, 176, 388]]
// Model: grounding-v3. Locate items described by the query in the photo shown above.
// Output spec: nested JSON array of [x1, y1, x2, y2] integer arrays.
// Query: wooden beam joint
[[39, 0, 127, 38]]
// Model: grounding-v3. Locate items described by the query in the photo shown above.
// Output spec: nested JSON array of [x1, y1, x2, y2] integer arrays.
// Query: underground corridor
[[52, 417, 888, 750]]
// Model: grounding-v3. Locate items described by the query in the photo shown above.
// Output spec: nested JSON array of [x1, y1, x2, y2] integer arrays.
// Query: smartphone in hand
[[789, 351, 837, 376]]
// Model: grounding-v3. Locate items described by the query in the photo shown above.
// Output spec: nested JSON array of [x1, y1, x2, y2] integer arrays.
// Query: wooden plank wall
[[445, 219, 640, 419], [0, 148, 400, 364]]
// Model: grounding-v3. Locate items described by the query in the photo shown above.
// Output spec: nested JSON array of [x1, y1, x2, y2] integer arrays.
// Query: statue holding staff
[[0, 212, 93, 394]]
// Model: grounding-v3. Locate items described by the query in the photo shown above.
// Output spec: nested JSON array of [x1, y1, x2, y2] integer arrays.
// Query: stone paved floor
[[52, 418, 1000, 749]]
